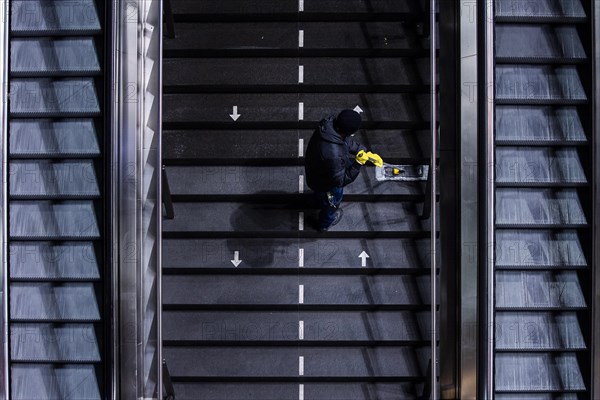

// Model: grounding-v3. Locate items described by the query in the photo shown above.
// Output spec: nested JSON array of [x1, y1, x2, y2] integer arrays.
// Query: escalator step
[[496, 66, 586, 103], [496, 147, 586, 184], [495, 0, 585, 21], [496, 394, 578, 400], [164, 57, 429, 87], [172, 382, 420, 400], [9, 160, 100, 198], [11, 364, 101, 400], [163, 129, 429, 162], [11, 324, 100, 362], [495, 271, 586, 309], [496, 189, 586, 227], [163, 310, 423, 343], [164, 346, 428, 379], [10, 242, 100, 280], [11, 38, 100, 76], [496, 106, 586, 144], [10, 79, 101, 117], [495, 353, 585, 392], [9, 119, 100, 158], [10, 283, 101, 321], [164, 93, 428, 124], [163, 238, 432, 271], [9, 201, 100, 239], [495, 312, 586, 350], [11, 0, 101, 36], [163, 274, 429, 308], [162, 201, 428, 233], [495, 230, 586, 268]]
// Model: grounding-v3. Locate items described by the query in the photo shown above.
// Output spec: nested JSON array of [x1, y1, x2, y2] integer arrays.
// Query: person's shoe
[[318, 209, 344, 232]]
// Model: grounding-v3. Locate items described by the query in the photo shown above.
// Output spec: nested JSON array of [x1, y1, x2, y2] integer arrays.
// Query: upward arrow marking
[[354, 106, 364, 114], [359, 251, 370, 267], [230, 106, 241, 121]]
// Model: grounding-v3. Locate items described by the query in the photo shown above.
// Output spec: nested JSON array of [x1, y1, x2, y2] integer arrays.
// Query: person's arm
[[344, 136, 367, 155], [326, 157, 362, 188]]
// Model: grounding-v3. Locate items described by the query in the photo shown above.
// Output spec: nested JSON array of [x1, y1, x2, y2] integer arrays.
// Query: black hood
[[318, 115, 344, 145]]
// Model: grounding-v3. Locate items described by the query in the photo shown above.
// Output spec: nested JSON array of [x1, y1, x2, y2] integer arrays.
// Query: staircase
[[493, 0, 593, 397], [162, 1, 437, 399], [7, 0, 108, 398]]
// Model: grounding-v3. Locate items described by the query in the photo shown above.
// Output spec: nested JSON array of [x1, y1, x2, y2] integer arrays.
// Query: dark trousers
[[315, 187, 344, 230]]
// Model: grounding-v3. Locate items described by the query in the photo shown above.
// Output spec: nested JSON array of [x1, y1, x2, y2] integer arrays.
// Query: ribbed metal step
[[162, 2, 435, 398], [7, 0, 107, 398]]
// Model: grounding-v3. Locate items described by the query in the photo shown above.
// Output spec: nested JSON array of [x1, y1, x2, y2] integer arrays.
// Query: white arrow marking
[[299, 356, 304, 375], [231, 251, 242, 267], [230, 106, 241, 121], [299, 384, 304, 400], [299, 321, 304, 340], [354, 105, 364, 114], [359, 251, 370, 267]]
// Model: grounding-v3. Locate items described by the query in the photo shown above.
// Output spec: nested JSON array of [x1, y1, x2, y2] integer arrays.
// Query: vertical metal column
[[429, 0, 438, 399], [483, 0, 495, 398], [0, 0, 9, 398]]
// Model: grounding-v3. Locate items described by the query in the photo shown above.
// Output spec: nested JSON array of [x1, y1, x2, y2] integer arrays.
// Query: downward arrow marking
[[230, 106, 241, 121], [231, 251, 242, 267]]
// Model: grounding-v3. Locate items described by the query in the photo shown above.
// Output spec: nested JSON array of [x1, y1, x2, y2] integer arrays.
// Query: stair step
[[495, 0, 586, 22], [164, 346, 429, 379], [164, 57, 430, 87], [163, 238, 431, 270], [163, 310, 425, 343], [162, 201, 428, 233], [164, 93, 428, 124], [163, 274, 430, 307]]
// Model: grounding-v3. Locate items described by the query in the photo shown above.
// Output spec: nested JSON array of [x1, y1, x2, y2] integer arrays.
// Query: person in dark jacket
[[305, 109, 382, 231]]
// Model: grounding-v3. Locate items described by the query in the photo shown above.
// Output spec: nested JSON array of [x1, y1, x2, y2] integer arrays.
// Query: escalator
[[162, 1, 437, 399], [7, 0, 108, 398], [493, 0, 593, 397]]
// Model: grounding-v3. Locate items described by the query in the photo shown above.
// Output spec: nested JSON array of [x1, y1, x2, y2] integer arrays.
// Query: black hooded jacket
[[305, 114, 367, 192]]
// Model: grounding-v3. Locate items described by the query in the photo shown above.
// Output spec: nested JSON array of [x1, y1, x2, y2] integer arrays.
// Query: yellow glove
[[356, 150, 384, 167]]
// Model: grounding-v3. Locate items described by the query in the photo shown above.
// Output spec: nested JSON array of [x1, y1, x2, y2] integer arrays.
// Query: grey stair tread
[[10, 79, 101, 116], [164, 346, 427, 378], [9, 119, 100, 157], [10, 160, 100, 197], [496, 25, 586, 61], [10, 283, 101, 321], [164, 93, 428, 123], [11, 38, 100, 75], [172, 382, 420, 400], [9, 201, 100, 239], [496, 148, 586, 184], [495, 0, 586, 19], [495, 312, 585, 350], [11, 0, 101, 35], [163, 238, 432, 270], [163, 311, 423, 342], [496, 66, 586, 102], [495, 230, 586, 268], [495, 189, 586, 226], [496, 106, 586, 143], [166, 166, 424, 196], [495, 271, 586, 309], [172, 0, 423, 14], [495, 353, 585, 391], [10, 242, 100, 280], [164, 57, 430, 86], [11, 324, 100, 362], [163, 130, 429, 161], [11, 364, 101, 400], [162, 201, 427, 233], [496, 395, 578, 400], [164, 22, 426, 51], [163, 275, 429, 306]]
